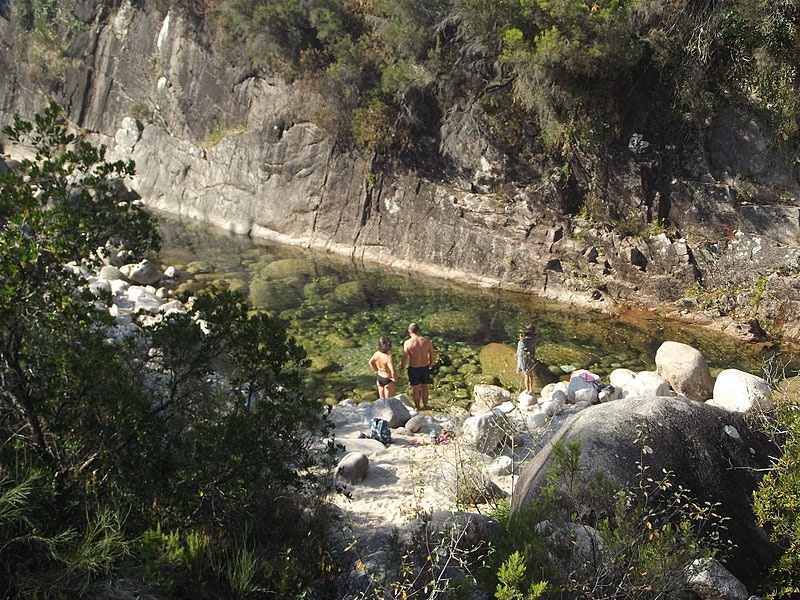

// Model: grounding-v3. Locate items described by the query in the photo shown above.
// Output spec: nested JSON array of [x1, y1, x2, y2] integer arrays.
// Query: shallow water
[[154, 215, 781, 408]]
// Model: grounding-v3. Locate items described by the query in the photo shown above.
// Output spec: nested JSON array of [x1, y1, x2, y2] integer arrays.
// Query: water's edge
[[155, 214, 777, 406]]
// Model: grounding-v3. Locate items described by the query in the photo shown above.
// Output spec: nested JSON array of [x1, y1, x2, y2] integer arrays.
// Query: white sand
[[327, 406, 540, 539]]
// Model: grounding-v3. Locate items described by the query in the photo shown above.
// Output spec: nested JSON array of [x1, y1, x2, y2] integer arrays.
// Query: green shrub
[[352, 98, 394, 154], [496, 551, 548, 600], [493, 437, 732, 599], [753, 376, 800, 598], [15, 0, 82, 43], [0, 471, 135, 598]]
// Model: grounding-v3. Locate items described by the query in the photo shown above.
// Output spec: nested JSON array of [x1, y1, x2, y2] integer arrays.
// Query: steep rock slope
[[1, 1, 799, 339]]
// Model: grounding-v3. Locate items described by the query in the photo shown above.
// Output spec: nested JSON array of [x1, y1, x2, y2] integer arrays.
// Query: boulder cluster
[[68, 252, 186, 343], [67, 250, 784, 597]]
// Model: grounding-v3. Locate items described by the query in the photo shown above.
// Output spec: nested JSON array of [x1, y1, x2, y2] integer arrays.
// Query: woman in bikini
[[368, 336, 397, 398]]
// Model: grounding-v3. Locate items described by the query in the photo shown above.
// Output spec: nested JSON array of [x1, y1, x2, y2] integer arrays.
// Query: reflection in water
[[154, 215, 776, 407]]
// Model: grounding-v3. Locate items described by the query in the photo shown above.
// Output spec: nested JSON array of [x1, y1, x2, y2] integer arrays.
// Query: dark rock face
[[708, 108, 798, 191], [1, 3, 800, 338], [510, 395, 781, 591]]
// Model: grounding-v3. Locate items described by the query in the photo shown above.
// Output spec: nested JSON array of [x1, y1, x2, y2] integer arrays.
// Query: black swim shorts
[[407, 365, 431, 386], [377, 375, 394, 387]]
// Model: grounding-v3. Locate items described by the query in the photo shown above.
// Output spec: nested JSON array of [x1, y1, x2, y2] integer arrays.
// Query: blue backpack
[[369, 418, 391, 445]]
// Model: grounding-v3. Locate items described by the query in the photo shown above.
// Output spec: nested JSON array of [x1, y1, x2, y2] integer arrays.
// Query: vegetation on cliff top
[[181, 0, 798, 165], [13, 0, 800, 169]]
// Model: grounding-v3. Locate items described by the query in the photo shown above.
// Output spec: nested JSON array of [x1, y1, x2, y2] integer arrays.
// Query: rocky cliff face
[[2, 1, 799, 340]]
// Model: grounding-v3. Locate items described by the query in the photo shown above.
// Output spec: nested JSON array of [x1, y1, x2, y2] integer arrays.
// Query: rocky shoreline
[[75, 226, 787, 596], [327, 339, 782, 597]]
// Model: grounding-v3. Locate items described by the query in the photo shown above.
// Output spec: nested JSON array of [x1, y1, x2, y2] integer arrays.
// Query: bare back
[[402, 334, 435, 368], [369, 351, 395, 378]]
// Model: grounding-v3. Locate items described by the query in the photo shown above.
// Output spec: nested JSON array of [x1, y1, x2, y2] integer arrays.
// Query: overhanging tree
[[0, 102, 338, 597], [0, 100, 159, 476]]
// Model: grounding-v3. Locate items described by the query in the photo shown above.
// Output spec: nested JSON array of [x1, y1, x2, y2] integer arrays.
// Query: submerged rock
[[425, 310, 483, 338]]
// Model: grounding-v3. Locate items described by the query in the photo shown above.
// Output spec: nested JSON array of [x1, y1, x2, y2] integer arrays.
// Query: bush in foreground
[[0, 102, 339, 598]]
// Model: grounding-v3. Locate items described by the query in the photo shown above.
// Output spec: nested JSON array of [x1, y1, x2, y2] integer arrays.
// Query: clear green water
[[154, 215, 781, 408]]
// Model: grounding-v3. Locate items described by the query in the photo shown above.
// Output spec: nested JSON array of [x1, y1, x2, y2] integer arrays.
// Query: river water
[[155, 215, 776, 408]]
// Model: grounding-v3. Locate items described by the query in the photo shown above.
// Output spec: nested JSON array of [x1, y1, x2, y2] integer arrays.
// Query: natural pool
[[154, 215, 776, 409]]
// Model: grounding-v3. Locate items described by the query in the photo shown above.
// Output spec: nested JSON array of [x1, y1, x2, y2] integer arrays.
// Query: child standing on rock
[[516, 322, 539, 394]]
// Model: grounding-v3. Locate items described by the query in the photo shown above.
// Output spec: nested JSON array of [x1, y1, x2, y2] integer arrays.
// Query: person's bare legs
[[387, 380, 397, 398], [421, 384, 429, 408], [525, 372, 535, 394], [412, 384, 422, 409]]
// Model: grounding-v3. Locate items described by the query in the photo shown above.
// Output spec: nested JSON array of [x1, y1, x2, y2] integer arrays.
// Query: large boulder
[[609, 368, 636, 388], [709, 369, 773, 413], [510, 396, 780, 591], [539, 382, 568, 416], [404, 414, 442, 435], [471, 384, 512, 415], [655, 341, 714, 401], [620, 371, 672, 398], [366, 396, 412, 428], [567, 370, 600, 404], [535, 520, 609, 576], [126, 285, 165, 313], [524, 409, 549, 430], [121, 259, 163, 286], [98, 264, 126, 282], [461, 409, 509, 453], [336, 452, 369, 484], [540, 381, 568, 400], [687, 557, 749, 600], [539, 390, 567, 417], [518, 391, 537, 410]]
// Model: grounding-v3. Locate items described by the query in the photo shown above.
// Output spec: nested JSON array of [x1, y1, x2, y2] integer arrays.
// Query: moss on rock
[[330, 280, 367, 307], [259, 258, 316, 280], [353, 387, 377, 402], [325, 332, 357, 349], [303, 276, 339, 298], [478, 343, 518, 389], [249, 279, 302, 312], [535, 341, 594, 371], [309, 355, 341, 373]]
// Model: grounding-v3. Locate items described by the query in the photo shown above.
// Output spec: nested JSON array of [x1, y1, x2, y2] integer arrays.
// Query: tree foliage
[[0, 102, 338, 597], [193, 0, 800, 164], [0, 100, 158, 472], [14, 0, 83, 43], [12, 0, 800, 165]]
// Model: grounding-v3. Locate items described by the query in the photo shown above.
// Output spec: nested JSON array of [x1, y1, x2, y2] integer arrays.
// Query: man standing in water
[[400, 322, 436, 410]]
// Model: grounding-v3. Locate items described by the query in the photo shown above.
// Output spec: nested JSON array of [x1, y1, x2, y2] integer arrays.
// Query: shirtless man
[[400, 322, 436, 409]]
